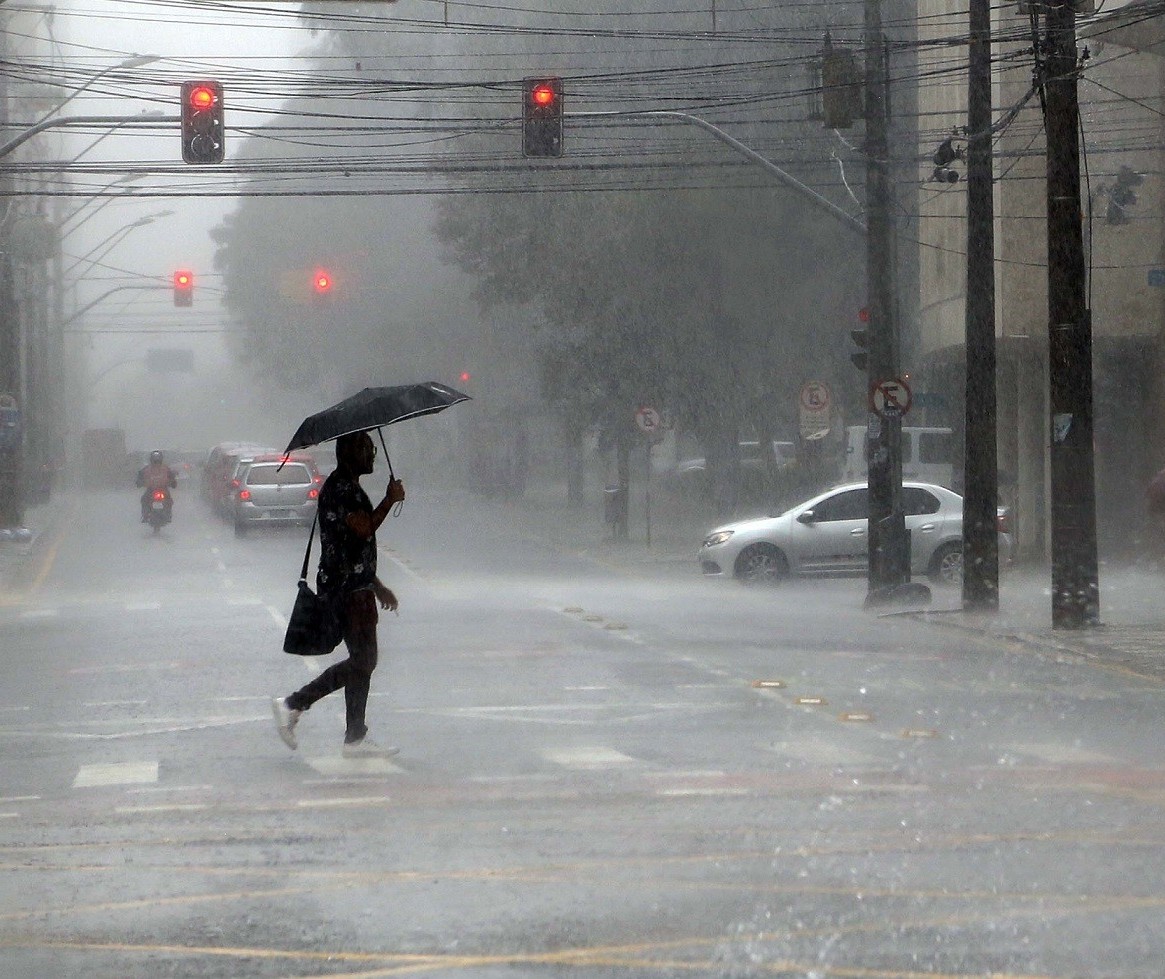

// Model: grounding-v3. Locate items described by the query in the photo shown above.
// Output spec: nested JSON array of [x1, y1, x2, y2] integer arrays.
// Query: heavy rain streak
[[3, 2, 1165, 977]]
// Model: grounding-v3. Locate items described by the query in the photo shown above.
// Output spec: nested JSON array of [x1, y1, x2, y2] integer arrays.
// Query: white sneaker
[[271, 697, 301, 751], [342, 738, 399, 759]]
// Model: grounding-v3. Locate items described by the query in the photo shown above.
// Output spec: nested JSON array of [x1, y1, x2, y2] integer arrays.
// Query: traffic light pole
[[863, 0, 911, 600], [1044, 2, 1100, 627], [572, 110, 867, 238]]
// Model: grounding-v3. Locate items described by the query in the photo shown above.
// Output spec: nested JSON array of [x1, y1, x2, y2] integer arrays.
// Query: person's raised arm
[[345, 478, 405, 538]]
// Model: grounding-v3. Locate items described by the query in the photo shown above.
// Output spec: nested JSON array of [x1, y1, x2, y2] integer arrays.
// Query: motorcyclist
[[136, 450, 177, 522]]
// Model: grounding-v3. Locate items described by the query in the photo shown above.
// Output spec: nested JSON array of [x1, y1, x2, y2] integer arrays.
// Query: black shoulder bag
[[282, 514, 344, 656]]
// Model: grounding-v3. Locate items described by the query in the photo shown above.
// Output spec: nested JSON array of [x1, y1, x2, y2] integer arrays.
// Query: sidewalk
[[499, 480, 1165, 683], [910, 564, 1165, 682], [0, 491, 73, 600]]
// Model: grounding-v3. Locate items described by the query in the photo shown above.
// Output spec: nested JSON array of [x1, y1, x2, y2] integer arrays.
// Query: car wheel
[[928, 541, 963, 585], [733, 543, 789, 584]]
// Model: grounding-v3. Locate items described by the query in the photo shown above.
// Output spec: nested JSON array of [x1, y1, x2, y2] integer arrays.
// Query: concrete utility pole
[[0, 18, 24, 531], [863, 0, 910, 600], [962, 0, 1000, 610], [1044, 1, 1100, 627]]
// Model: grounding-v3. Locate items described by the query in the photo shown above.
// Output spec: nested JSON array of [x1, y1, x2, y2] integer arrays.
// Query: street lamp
[[58, 174, 147, 236], [31, 54, 161, 129], [63, 211, 174, 280], [0, 55, 162, 530]]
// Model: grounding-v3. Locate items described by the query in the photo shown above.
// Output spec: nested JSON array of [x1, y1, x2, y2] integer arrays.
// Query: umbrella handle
[[376, 428, 403, 515]]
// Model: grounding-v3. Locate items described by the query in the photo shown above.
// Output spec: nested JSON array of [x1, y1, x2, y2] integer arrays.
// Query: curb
[[907, 608, 1165, 683]]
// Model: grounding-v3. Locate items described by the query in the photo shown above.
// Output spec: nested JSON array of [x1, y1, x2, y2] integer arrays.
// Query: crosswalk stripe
[[73, 761, 159, 788], [542, 746, 638, 769]]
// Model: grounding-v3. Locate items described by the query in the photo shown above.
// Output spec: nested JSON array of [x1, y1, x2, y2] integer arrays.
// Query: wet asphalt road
[[1, 486, 1164, 977]]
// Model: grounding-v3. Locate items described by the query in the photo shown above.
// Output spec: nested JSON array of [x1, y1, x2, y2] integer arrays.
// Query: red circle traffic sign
[[868, 377, 912, 419]]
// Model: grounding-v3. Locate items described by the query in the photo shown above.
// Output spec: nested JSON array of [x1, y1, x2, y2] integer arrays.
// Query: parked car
[[698, 481, 1004, 586], [227, 453, 321, 536]]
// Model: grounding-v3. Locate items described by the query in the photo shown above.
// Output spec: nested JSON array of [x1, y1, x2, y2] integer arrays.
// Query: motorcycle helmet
[[150, 450, 164, 464]]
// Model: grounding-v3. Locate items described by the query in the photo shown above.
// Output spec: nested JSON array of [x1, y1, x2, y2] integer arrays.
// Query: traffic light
[[458, 370, 472, 384], [312, 267, 333, 297], [180, 80, 224, 164], [173, 269, 193, 307], [850, 307, 869, 370], [522, 77, 563, 158]]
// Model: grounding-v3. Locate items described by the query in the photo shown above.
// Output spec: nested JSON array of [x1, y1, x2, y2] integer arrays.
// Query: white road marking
[[381, 552, 424, 582], [296, 795, 393, 808], [657, 787, 750, 797], [0, 795, 40, 803], [265, 604, 286, 627], [115, 804, 209, 814], [73, 761, 159, 788], [306, 756, 404, 777], [125, 784, 211, 794], [83, 700, 148, 708], [18, 609, 58, 620], [541, 746, 638, 769]]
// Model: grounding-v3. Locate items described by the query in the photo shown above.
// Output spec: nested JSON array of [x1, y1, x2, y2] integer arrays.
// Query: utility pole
[[863, 0, 910, 601], [0, 17, 24, 531], [962, 0, 1000, 610], [1044, 1, 1100, 627]]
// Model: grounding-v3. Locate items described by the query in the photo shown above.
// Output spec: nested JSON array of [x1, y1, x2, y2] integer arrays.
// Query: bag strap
[[299, 512, 318, 582]]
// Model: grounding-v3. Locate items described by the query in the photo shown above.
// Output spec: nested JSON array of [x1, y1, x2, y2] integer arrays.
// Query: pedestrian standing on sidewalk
[[272, 430, 405, 757]]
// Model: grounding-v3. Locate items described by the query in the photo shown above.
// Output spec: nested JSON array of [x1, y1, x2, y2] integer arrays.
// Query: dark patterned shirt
[[316, 469, 376, 595]]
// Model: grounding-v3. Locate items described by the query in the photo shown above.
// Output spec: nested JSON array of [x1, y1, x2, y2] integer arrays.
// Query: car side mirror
[[796, 510, 816, 525]]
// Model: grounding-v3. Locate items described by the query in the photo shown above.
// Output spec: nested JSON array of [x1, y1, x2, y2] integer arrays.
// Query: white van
[[843, 425, 955, 488]]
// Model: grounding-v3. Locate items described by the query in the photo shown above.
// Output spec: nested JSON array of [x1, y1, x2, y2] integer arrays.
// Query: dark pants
[[287, 589, 379, 743]]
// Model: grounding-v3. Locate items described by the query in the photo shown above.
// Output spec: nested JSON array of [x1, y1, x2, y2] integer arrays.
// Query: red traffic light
[[173, 269, 193, 307], [180, 80, 225, 164], [188, 85, 217, 110], [530, 84, 556, 107], [312, 268, 333, 294], [858, 306, 870, 322], [459, 371, 471, 383]]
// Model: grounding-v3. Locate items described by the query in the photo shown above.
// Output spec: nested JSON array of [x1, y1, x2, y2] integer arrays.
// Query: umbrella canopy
[[284, 382, 470, 456]]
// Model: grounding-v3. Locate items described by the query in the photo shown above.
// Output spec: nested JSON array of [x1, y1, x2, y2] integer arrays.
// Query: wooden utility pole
[[864, 0, 909, 599], [962, 0, 1000, 610], [1044, 2, 1100, 627]]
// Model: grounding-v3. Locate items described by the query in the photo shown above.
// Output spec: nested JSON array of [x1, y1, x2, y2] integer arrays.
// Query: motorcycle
[[144, 488, 173, 533]]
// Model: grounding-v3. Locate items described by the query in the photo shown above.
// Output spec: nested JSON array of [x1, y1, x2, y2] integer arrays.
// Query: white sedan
[[698, 482, 973, 586]]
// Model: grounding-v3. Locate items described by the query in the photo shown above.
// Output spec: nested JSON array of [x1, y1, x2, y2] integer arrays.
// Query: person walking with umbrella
[[272, 430, 406, 757]]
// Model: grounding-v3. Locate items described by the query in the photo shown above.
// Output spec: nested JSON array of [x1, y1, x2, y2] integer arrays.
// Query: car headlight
[[702, 530, 734, 547]]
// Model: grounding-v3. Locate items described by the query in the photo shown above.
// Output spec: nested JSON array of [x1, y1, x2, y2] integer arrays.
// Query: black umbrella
[[283, 381, 470, 478]]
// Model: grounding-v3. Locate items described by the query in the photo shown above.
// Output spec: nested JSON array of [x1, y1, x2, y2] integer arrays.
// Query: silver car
[[698, 481, 969, 585], [229, 454, 321, 537]]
